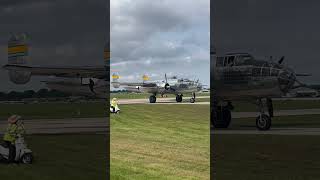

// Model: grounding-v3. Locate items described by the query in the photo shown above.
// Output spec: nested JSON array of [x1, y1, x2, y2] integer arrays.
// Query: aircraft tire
[[256, 114, 271, 130], [149, 95, 157, 103], [176, 95, 183, 102], [190, 98, 195, 103], [213, 108, 231, 128]]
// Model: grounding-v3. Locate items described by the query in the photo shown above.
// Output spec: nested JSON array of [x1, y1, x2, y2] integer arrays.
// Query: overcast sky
[[212, 0, 320, 84], [110, 0, 210, 86], [0, 0, 108, 92]]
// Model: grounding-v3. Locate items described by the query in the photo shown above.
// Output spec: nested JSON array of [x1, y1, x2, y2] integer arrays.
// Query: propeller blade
[[278, 56, 285, 64], [165, 73, 167, 83], [296, 73, 312, 77]]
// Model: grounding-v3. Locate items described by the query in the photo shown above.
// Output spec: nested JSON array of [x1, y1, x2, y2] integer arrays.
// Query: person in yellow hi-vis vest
[[110, 98, 120, 113], [3, 115, 25, 163]]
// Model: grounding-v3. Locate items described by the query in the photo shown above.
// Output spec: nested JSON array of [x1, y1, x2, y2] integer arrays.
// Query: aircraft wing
[[3, 64, 107, 79], [115, 82, 157, 87]]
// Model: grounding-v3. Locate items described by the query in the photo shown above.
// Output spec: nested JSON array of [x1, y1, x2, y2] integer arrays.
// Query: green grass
[[213, 134, 320, 180], [111, 104, 210, 180], [0, 134, 107, 180], [0, 102, 107, 119]]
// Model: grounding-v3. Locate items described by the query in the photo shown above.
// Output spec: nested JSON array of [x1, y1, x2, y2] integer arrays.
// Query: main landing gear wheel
[[213, 107, 231, 128], [149, 95, 157, 103], [190, 98, 195, 103], [256, 114, 271, 130], [176, 95, 183, 102]]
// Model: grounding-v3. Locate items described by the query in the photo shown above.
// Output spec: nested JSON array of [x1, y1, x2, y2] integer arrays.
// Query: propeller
[[278, 56, 285, 64], [89, 78, 96, 94], [164, 73, 170, 90]]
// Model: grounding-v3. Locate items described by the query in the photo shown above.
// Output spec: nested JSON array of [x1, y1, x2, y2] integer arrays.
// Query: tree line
[[0, 89, 70, 101]]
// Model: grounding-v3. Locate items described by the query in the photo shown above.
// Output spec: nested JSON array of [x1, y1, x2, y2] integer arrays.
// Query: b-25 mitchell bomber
[[211, 51, 310, 130], [112, 73, 204, 103], [3, 34, 109, 98]]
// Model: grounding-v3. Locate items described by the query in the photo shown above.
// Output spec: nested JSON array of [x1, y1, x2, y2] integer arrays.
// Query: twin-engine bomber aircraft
[[3, 34, 109, 98], [211, 52, 310, 130], [112, 74, 204, 103]]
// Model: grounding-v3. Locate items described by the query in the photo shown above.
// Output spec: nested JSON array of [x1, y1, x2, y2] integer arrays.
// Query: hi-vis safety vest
[[111, 100, 118, 108], [3, 123, 25, 143]]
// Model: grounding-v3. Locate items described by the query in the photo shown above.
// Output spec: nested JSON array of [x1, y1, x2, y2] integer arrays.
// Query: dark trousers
[[4, 141, 15, 163]]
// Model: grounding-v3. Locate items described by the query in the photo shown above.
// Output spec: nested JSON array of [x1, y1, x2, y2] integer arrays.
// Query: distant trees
[[0, 89, 70, 101]]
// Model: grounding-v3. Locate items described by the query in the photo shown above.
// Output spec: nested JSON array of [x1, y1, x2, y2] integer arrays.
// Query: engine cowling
[[9, 70, 31, 84]]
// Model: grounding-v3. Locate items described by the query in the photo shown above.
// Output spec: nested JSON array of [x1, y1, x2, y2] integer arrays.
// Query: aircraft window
[[271, 68, 280, 76], [227, 56, 235, 66], [262, 68, 270, 76], [252, 67, 261, 76], [235, 56, 245, 65], [216, 57, 224, 67]]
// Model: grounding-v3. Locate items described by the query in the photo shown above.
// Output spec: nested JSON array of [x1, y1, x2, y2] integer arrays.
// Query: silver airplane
[[3, 33, 109, 98], [112, 73, 204, 103], [211, 51, 310, 130]]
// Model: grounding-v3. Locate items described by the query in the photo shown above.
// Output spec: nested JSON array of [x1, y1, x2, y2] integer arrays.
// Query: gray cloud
[[111, 0, 210, 86], [0, 0, 109, 91], [212, 0, 320, 84]]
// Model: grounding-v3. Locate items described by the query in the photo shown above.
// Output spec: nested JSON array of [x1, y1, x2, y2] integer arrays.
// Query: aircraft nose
[[278, 68, 296, 93]]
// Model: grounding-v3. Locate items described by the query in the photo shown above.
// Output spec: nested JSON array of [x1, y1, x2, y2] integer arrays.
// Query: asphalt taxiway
[[118, 96, 210, 105], [214, 108, 320, 135], [0, 117, 108, 134]]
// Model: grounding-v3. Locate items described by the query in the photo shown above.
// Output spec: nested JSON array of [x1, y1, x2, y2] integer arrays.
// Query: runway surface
[[214, 108, 320, 135], [213, 128, 320, 135], [0, 117, 108, 134], [232, 108, 320, 118], [118, 96, 210, 105]]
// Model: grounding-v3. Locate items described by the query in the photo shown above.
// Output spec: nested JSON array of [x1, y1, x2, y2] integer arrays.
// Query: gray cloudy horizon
[[212, 0, 320, 84], [0, 0, 108, 92], [110, 0, 210, 86]]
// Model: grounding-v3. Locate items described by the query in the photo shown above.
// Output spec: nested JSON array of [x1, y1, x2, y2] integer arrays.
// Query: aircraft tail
[[142, 74, 149, 83], [6, 33, 31, 84], [111, 73, 120, 88]]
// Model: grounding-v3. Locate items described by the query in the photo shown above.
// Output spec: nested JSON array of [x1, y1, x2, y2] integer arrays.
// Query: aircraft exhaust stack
[[7, 33, 31, 84]]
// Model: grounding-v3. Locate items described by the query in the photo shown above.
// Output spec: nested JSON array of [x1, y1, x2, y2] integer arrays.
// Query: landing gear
[[176, 94, 183, 102], [211, 96, 232, 128], [256, 114, 271, 130], [255, 98, 273, 130], [213, 106, 231, 128], [149, 95, 157, 103], [190, 92, 196, 103]]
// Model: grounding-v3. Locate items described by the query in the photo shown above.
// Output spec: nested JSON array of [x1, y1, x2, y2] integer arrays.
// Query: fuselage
[[45, 77, 107, 98], [211, 53, 296, 101]]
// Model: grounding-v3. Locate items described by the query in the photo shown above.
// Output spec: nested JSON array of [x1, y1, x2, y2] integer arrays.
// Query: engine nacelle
[[9, 70, 31, 84]]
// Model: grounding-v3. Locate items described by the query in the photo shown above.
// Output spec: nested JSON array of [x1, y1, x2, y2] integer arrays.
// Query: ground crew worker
[[3, 115, 25, 163], [111, 98, 119, 113]]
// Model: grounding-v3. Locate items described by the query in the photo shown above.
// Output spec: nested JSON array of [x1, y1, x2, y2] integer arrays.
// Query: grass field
[[111, 104, 210, 180], [0, 134, 107, 180], [213, 134, 320, 180]]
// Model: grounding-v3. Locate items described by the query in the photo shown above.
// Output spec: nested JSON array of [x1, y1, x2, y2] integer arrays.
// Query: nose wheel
[[256, 114, 271, 130], [190, 92, 196, 103], [256, 98, 272, 130]]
